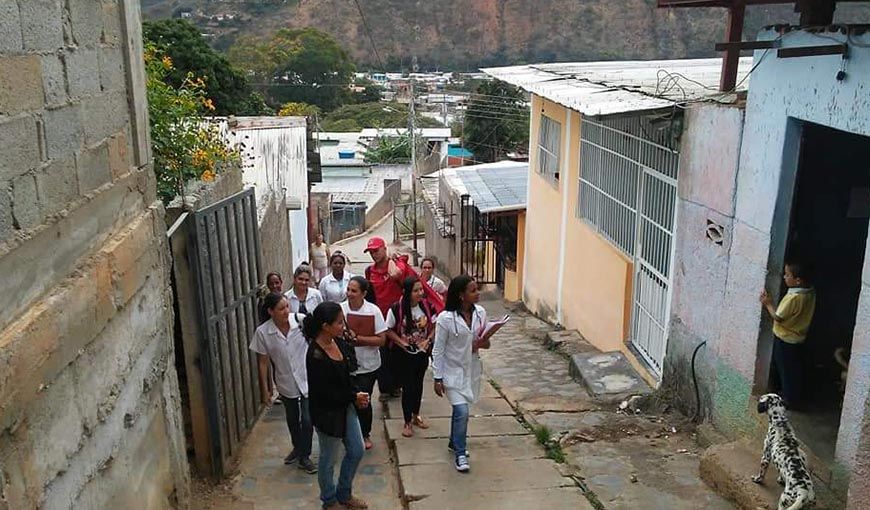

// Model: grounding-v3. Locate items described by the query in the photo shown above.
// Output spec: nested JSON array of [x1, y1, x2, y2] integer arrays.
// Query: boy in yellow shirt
[[760, 261, 816, 409]]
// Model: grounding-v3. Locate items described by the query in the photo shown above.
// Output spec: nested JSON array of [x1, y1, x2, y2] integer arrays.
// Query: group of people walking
[[250, 235, 499, 509]]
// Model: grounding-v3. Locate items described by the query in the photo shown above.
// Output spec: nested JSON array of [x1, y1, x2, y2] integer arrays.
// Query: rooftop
[[482, 57, 753, 116], [438, 160, 528, 213]]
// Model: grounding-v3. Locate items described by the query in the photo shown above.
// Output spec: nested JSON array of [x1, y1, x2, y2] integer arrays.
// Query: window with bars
[[577, 116, 680, 257], [538, 115, 561, 183]]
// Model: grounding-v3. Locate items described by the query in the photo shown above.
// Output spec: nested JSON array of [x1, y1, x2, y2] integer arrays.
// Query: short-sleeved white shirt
[[319, 271, 353, 303], [248, 316, 308, 398], [285, 287, 323, 315], [341, 300, 387, 375]]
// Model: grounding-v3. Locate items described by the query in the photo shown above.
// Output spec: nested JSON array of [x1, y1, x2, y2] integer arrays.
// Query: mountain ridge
[[141, 0, 870, 70]]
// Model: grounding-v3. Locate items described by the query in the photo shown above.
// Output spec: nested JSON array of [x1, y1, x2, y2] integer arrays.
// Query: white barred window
[[538, 115, 561, 183]]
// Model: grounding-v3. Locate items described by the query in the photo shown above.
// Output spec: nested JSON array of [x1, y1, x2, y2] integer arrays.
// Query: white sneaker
[[454, 454, 470, 472]]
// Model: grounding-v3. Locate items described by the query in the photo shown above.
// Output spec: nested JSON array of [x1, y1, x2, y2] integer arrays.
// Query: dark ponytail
[[302, 301, 342, 340]]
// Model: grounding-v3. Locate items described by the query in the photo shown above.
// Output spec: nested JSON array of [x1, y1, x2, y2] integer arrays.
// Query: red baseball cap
[[364, 237, 387, 253]]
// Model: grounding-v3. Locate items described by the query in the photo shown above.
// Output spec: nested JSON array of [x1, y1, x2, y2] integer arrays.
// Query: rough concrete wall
[[664, 104, 746, 425], [423, 181, 461, 279], [259, 195, 292, 277], [0, 1, 189, 508], [365, 179, 401, 229]]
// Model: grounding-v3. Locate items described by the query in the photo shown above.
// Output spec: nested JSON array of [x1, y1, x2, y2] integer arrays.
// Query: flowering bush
[[145, 44, 241, 203]]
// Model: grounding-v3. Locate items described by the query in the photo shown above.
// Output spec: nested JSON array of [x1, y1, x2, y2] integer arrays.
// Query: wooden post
[[720, 1, 746, 92]]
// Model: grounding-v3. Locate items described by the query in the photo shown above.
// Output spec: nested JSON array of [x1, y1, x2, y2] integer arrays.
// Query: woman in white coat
[[431, 275, 502, 473]]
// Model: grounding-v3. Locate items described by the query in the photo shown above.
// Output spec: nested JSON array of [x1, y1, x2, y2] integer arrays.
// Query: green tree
[[228, 28, 356, 111], [321, 102, 443, 132], [463, 81, 529, 162], [143, 19, 269, 115], [144, 45, 241, 203], [351, 78, 384, 104], [278, 102, 321, 117]]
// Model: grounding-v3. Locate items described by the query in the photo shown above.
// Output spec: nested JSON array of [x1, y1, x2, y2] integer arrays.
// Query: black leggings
[[395, 349, 430, 424], [351, 369, 378, 438]]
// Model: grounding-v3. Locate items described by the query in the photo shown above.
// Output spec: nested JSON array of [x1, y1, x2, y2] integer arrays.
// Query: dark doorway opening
[[777, 122, 870, 464]]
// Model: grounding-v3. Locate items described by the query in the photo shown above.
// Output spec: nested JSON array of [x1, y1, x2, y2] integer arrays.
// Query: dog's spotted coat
[[752, 393, 815, 510]]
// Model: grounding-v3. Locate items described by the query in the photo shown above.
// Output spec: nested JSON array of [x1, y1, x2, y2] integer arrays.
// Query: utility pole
[[409, 55, 419, 266]]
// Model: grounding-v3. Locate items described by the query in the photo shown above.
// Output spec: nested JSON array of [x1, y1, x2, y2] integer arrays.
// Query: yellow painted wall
[[522, 95, 654, 382], [560, 222, 635, 352], [522, 96, 568, 322], [515, 211, 526, 299]]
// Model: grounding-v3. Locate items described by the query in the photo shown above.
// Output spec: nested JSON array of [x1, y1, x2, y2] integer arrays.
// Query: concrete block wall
[[0, 1, 189, 508]]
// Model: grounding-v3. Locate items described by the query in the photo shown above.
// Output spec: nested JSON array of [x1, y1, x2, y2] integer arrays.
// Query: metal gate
[[393, 198, 426, 242], [189, 188, 264, 476], [329, 202, 366, 242], [579, 115, 680, 377], [459, 194, 502, 285]]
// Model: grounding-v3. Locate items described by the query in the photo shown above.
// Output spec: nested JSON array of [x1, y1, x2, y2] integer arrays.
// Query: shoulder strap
[[365, 265, 371, 281]]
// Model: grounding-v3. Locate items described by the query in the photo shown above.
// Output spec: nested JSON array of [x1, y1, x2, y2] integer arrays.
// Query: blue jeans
[[449, 403, 469, 458], [772, 338, 803, 406], [317, 404, 365, 506]]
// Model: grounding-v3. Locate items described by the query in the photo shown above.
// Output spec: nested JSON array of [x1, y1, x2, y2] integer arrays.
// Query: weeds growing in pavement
[[533, 425, 566, 463]]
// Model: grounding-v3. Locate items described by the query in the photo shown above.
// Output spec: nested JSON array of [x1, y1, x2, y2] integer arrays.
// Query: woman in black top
[[304, 302, 370, 510]]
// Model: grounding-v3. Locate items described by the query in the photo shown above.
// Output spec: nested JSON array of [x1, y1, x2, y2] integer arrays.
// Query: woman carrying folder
[[340, 276, 387, 450], [432, 275, 504, 473]]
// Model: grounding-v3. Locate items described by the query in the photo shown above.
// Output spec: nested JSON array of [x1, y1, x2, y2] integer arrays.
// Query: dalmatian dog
[[752, 393, 815, 510]]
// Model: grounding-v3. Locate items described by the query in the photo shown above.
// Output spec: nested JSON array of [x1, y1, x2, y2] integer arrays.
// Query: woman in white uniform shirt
[[249, 293, 316, 473], [432, 275, 502, 473], [341, 276, 387, 450], [319, 252, 353, 303], [286, 264, 323, 314]]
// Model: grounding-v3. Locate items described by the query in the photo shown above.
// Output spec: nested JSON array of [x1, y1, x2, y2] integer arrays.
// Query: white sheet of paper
[[481, 314, 510, 338]]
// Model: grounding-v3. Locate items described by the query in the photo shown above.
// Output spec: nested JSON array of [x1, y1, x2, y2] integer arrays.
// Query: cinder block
[[36, 156, 79, 216], [40, 54, 67, 107], [75, 142, 111, 194], [98, 45, 124, 92], [0, 116, 41, 182], [107, 130, 129, 179], [68, 0, 104, 47], [44, 104, 84, 159], [101, 0, 122, 46], [0, 55, 44, 115], [19, 0, 64, 51], [66, 48, 101, 98], [0, 0, 23, 52], [0, 182, 12, 243], [81, 91, 128, 145], [11, 173, 41, 230]]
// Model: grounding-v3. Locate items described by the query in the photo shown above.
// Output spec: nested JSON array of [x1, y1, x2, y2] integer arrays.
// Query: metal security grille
[[538, 115, 561, 182], [578, 115, 680, 377], [189, 188, 264, 476]]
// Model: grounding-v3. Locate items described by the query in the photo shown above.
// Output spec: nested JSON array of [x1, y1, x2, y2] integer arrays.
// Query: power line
[[352, 0, 386, 71]]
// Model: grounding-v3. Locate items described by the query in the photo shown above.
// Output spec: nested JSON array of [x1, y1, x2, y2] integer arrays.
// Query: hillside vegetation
[[142, 0, 870, 69]]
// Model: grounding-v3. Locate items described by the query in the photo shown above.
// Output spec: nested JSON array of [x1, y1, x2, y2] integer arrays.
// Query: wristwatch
[[434, 378, 443, 383]]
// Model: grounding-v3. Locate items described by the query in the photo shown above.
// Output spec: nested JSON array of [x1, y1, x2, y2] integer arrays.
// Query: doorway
[[778, 122, 870, 464]]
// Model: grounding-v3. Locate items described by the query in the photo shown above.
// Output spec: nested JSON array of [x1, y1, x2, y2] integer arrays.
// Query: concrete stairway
[[546, 330, 651, 403]]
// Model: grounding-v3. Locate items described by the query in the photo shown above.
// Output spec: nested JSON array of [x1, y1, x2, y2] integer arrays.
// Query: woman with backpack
[[385, 276, 436, 438]]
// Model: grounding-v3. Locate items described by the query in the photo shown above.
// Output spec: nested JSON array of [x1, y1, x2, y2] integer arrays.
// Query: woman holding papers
[[431, 275, 505, 473]]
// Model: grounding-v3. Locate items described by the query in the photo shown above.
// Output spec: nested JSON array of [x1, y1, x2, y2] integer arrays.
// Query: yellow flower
[[201, 169, 215, 182], [202, 98, 215, 111], [161, 55, 173, 70]]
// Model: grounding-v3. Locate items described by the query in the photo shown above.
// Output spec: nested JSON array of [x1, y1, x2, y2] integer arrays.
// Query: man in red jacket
[[364, 237, 416, 399]]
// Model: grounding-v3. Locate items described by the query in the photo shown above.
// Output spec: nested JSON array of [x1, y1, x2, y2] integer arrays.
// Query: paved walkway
[[194, 215, 734, 509], [480, 299, 735, 510]]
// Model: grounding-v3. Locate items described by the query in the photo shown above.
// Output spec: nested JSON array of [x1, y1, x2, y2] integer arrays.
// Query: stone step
[[700, 441, 845, 510], [545, 329, 600, 356], [568, 350, 651, 402]]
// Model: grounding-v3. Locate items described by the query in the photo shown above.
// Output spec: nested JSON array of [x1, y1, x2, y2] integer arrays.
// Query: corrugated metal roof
[[441, 161, 528, 213], [482, 57, 753, 116]]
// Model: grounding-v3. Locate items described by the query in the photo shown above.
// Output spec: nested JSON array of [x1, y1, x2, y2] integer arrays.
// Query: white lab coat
[[431, 305, 487, 405]]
